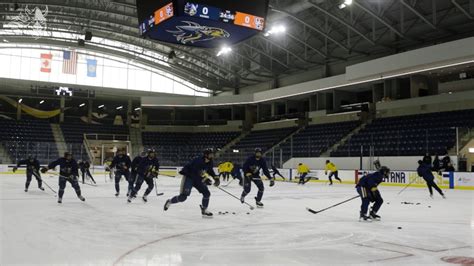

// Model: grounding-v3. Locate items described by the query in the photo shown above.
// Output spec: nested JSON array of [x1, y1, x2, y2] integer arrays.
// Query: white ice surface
[[1, 173, 473, 266]]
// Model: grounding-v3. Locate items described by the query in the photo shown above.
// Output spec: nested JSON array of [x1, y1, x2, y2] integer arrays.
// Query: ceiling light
[[79, 103, 86, 107], [217, 46, 232, 57], [98, 104, 104, 108], [339, 0, 352, 9], [116, 106, 123, 110], [3, 39, 9, 43], [39, 100, 45, 104], [134, 107, 141, 111], [18, 98, 23, 103], [264, 25, 286, 37]]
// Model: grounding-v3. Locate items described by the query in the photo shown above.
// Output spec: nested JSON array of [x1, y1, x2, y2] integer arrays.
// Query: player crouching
[[41, 152, 85, 204], [127, 149, 160, 203], [356, 166, 390, 221]]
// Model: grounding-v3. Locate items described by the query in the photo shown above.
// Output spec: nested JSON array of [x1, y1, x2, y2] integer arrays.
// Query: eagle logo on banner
[[10, 5, 49, 39], [167, 21, 230, 44]]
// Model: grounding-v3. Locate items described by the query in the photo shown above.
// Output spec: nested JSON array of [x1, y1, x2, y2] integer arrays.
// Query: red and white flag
[[62, 50, 78, 74], [40, 53, 52, 73]]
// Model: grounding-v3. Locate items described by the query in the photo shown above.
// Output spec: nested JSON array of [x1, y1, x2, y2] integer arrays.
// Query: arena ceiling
[[0, 0, 473, 93]]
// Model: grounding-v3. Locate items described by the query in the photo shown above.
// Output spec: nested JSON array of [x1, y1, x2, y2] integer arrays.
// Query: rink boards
[[2, 165, 473, 190]]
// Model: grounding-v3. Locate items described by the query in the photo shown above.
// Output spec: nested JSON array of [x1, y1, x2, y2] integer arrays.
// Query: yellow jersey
[[325, 162, 337, 172], [297, 164, 310, 174]]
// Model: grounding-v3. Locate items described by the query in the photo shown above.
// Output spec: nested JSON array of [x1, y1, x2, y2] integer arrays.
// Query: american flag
[[62, 50, 78, 74]]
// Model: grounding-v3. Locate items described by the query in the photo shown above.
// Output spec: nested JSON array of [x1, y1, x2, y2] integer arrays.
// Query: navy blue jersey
[[243, 155, 271, 179], [357, 171, 384, 189], [231, 164, 242, 176], [417, 163, 435, 181], [79, 161, 90, 170], [180, 156, 216, 180], [17, 159, 40, 172], [137, 156, 160, 177], [48, 158, 79, 177], [131, 155, 143, 172], [110, 155, 131, 171]]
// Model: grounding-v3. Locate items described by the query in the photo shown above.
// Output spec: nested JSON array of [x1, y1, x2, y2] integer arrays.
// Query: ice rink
[[1, 173, 473, 266]]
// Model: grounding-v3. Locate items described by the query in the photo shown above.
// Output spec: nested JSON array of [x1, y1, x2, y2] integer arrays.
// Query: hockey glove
[[12, 167, 18, 173], [213, 177, 220, 187], [269, 179, 275, 187], [40, 167, 48, 174]]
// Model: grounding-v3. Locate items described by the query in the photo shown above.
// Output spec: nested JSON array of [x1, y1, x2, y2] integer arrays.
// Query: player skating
[[107, 148, 132, 197], [325, 160, 342, 185], [297, 163, 311, 185], [13, 156, 44, 192], [130, 151, 145, 188], [78, 160, 96, 184], [41, 152, 85, 204], [270, 164, 285, 181], [231, 163, 243, 186], [128, 150, 160, 203], [240, 148, 275, 208], [163, 149, 219, 217], [356, 166, 389, 221], [417, 160, 446, 199]]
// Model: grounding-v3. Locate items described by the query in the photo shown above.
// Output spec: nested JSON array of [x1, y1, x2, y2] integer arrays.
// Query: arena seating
[[219, 127, 298, 163], [60, 123, 130, 160], [0, 119, 58, 163], [332, 109, 474, 157], [278, 121, 360, 160], [142, 131, 240, 165]]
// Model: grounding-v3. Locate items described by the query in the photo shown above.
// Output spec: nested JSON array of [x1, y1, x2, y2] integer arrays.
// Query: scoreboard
[[136, 0, 269, 48]]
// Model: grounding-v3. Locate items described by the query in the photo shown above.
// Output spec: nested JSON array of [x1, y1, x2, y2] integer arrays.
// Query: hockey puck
[[232, 212, 236, 215], [247, 212, 250, 215], [428, 206, 431, 208], [397, 227, 402, 229], [218, 211, 222, 215]]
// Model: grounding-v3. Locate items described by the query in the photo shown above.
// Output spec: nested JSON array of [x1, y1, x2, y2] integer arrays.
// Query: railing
[[84, 133, 130, 141], [1, 141, 90, 163]]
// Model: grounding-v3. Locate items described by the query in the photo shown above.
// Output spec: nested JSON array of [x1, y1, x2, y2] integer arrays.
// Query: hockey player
[[128, 149, 160, 203], [270, 164, 285, 181], [231, 163, 243, 186], [240, 148, 275, 208], [417, 160, 445, 199], [297, 163, 311, 185], [164, 149, 219, 217], [13, 156, 44, 192], [41, 152, 85, 204], [78, 160, 96, 185], [217, 162, 226, 181], [130, 152, 145, 187], [223, 161, 233, 182], [325, 160, 342, 185], [422, 153, 432, 165], [108, 148, 132, 197], [355, 166, 389, 221]]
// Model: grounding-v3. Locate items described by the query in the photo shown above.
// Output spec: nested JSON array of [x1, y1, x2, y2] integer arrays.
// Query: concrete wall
[[308, 110, 361, 125], [284, 156, 458, 171], [439, 79, 474, 94], [143, 120, 243, 132], [376, 90, 474, 118], [252, 119, 299, 131]]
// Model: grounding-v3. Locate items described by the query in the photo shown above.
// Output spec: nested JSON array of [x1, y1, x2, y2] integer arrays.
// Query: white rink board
[[0, 173, 473, 265]]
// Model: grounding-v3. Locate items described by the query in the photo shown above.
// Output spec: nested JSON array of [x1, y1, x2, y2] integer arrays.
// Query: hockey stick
[[154, 178, 164, 196], [216, 186, 255, 210], [48, 172, 97, 187], [397, 178, 417, 195], [307, 195, 359, 214], [41, 180, 57, 195], [222, 178, 235, 187]]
